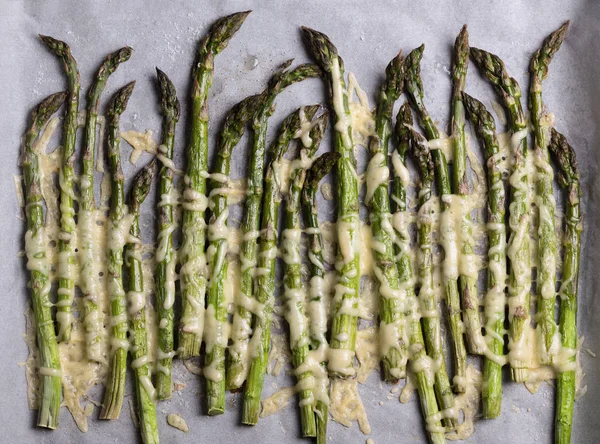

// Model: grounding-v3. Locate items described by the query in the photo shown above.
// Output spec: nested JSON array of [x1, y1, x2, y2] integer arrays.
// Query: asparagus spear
[[469, 46, 531, 382], [404, 45, 468, 393], [204, 95, 261, 415], [242, 92, 321, 425], [462, 93, 507, 419], [302, 152, 339, 444], [529, 22, 569, 366], [406, 122, 456, 434], [101, 81, 136, 419], [127, 159, 160, 444], [366, 52, 409, 381], [549, 129, 581, 444], [229, 62, 322, 394], [282, 110, 328, 437], [22, 92, 67, 429], [302, 27, 361, 378], [39, 36, 80, 344], [154, 69, 180, 400], [179, 11, 251, 360], [451, 26, 485, 356], [81, 47, 132, 361]]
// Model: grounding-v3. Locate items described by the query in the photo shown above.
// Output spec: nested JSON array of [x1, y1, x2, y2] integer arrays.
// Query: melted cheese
[[121, 130, 158, 165], [439, 196, 459, 281], [391, 150, 411, 188], [293, 106, 317, 147], [347, 72, 375, 145], [364, 152, 389, 204], [167, 413, 189, 433], [446, 366, 482, 441], [21, 111, 580, 441], [506, 143, 535, 372], [331, 57, 352, 147], [156, 144, 183, 175], [321, 182, 334, 200], [330, 379, 371, 434], [260, 387, 295, 418], [79, 208, 104, 363]]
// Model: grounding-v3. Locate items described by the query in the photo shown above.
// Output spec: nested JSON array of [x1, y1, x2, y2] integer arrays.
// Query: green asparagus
[[390, 102, 456, 443], [462, 93, 507, 419], [179, 11, 251, 359], [242, 84, 321, 424], [204, 95, 262, 414], [39, 36, 80, 344], [127, 159, 160, 444], [404, 45, 468, 393], [529, 22, 569, 366], [549, 129, 581, 444], [101, 81, 136, 419], [302, 27, 361, 378], [154, 68, 180, 400], [282, 109, 328, 437], [302, 152, 339, 444], [81, 47, 132, 362], [228, 66, 322, 391], [451, 26, 485, 356], [469, 46, 531, 382], [406, 121, 456, 433], [22, 91, 67, 429], [367, 51, 408, 381]]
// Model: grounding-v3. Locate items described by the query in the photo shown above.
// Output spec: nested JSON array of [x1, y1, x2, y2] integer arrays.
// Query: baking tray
[[1, 0, 598, 442]]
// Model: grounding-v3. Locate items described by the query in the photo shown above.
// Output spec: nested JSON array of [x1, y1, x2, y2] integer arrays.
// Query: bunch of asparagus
[[22, 10, 582, 444]]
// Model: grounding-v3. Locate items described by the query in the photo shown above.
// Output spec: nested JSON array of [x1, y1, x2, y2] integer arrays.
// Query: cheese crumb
[[167, 413, 189, 433]]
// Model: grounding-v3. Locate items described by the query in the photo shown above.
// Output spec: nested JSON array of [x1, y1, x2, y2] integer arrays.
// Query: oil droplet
[[244, 55, 259, 71]]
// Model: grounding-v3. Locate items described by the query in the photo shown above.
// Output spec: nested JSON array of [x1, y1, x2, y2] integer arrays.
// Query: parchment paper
[[1, 1, 599, 443]]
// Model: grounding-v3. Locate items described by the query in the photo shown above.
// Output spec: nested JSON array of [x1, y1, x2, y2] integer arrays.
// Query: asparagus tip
[[27, 92, 68, 140], [114, 46, 133, 61], [301, 26, 339, 72], [383, 50, 405, 98], [549, 128, 579, 187], [531, 20, 570, 78], [107, 81, 136, 119], [406, 44, 425, 69], [305, 151, 339, 187], [456, 24, 469, 46], [131, 158, 157, 207], [156, 68, 180, 121]]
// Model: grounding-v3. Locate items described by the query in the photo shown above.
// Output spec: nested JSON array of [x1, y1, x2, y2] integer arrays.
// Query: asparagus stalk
[[406, 121, 456, 434], [462, 93, 507, 419], [404, 45, 468, 393], [395, 103, 451, 438], [39, 36, 80, 344], [242, 90, 321, 424], [179, 11, 251, 359], [101, 81, 136, 419], [302, 152, 339, 444], [204, 95, 261, 415], [529, 22, 569, 366], [22, 92, 67, 429], [451, 26, 485, 356], [282, 110, 328, 437], [549, 129, 581, 444], [154, 69, 180, 400], [81, 47, 132, 361], [127, 159, 160, 444], [302, 27, 361, 378], [469, 46, 531, 382], [366, 52, 409, 381], [228, 62, 322, 394]]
